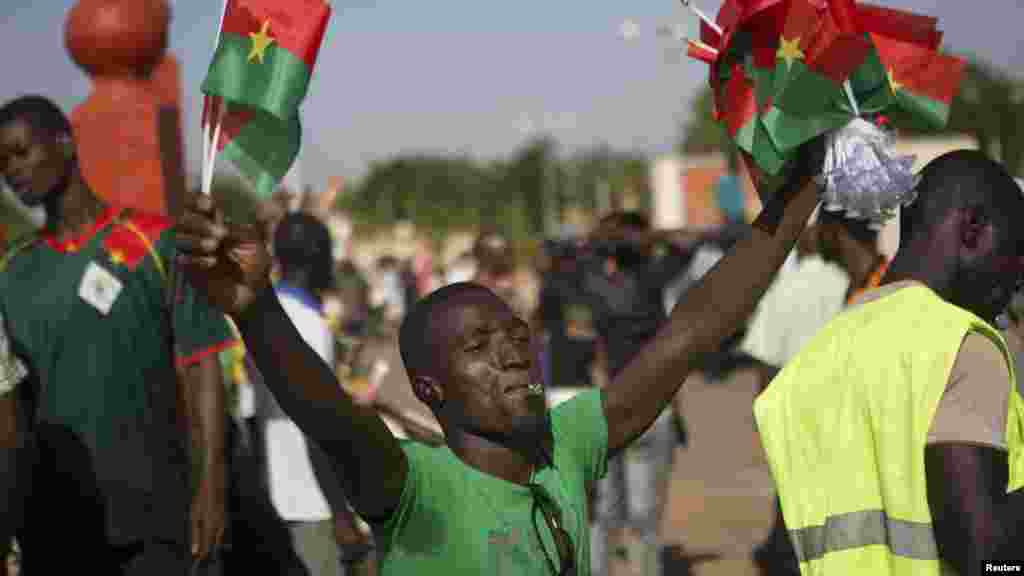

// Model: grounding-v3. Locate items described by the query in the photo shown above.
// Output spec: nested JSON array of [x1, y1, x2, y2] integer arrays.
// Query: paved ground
[[367, 336, 777, 576]]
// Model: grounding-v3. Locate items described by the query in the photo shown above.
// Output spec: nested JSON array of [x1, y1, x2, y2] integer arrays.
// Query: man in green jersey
[[176, 141, 826, 573], [0, 96, 238, 574]]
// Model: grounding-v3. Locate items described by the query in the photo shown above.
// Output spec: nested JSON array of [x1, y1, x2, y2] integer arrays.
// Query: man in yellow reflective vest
[[755, 150, 1024, 575]]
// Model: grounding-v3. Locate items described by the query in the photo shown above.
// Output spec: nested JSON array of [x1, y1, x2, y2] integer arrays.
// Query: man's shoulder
[[116, 210, 172, 241], [99, 210, 172, 270], [399, 440, 458, 479], [549, 389, 604, 431]]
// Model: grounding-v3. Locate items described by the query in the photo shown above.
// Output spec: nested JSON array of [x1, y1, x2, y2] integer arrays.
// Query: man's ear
[[411, 374, 444, 409]]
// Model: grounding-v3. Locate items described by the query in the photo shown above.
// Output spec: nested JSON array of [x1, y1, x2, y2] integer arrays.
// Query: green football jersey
[[0, 207, 237, 543]]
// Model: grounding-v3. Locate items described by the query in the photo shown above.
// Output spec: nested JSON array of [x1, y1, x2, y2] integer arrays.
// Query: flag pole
[[680, 0, 722, 36], [202, 98, 217, 195], [202, 0, 230, 195], [203, 102, 227, 195]]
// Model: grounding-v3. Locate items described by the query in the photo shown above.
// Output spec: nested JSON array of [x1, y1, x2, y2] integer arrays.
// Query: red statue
[[65, 0, 186, 217]]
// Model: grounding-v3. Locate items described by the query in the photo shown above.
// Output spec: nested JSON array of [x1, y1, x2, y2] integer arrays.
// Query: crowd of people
[[1, 85, 1023, 576]]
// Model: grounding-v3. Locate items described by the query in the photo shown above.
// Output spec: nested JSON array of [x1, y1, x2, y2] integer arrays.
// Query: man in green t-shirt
[[176, 142, 826, 574], [0, 96, 237, 574]]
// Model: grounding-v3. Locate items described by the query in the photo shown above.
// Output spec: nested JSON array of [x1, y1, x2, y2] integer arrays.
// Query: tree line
[[337, 137, 651, 245]]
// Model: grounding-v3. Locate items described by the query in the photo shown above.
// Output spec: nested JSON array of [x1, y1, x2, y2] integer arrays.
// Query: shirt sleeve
[[550, 389, 609, 486], [154, 230, 240, 368], [371, 441, 429, 555], [927, 332, 1013, 450]]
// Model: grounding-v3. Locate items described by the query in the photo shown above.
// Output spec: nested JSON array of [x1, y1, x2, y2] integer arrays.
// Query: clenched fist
[[175, 192, 273, 318]]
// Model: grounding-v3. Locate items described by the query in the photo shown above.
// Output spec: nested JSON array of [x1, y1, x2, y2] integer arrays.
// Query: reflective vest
[[754, 284, 1024, 574]]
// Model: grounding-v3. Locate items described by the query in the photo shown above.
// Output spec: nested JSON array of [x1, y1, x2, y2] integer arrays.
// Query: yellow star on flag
[[776, 36, 805, 69], [248, 20, 276, 64], [109, 250, 125, 265], [887, 68, 903, 93]]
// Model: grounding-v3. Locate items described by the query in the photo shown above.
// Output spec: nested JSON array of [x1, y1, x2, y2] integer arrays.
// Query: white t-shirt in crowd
[[255, 287, 335, 522], [740, 253, 850, 367]]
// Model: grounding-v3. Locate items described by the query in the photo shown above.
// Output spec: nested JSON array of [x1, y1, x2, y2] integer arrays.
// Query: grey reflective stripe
[[788, 509, 938, 562]]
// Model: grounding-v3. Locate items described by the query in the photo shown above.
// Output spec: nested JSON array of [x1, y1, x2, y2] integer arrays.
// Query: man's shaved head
[[894, 150, 1024, 322], [900, 150, 1022, 249], [398, 282, 495, 380]]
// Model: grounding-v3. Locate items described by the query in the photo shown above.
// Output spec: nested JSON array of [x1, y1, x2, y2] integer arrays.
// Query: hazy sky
[[1, 1, 1021, 189]]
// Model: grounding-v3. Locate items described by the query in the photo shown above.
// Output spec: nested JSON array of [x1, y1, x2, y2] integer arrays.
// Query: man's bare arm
[[925, 444, 1024, 574], [234, 287, 407, 522], [183, 355, 228, 558], [0, 393, 27, 555], [602, 177, 820, 456]]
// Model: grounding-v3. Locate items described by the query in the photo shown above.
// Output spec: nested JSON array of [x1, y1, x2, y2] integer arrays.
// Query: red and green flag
[[201, 0, 331, 198], [695, 0, 963, 178]]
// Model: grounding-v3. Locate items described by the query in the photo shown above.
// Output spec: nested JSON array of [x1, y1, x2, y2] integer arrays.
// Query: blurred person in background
[[0, 95, 236, 574], [217, 326, 314, 576], [663, 172, 749, 316], [374, 256, 406, 329], [580, 211, 698, 576], [535, 239, 598, 393], [740, 211, 854, 396], [445, 251, 477, 286], [663, 178, 756, 382], [256, 213, 374, 574], [473, 231, 530, 317], [412, 239, 437, 296], [333, 260, 371, 339], [400, 258, 420, 322], [816, 208, 890, 306]]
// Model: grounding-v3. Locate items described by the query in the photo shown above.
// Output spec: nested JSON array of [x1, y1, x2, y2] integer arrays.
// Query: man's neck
[[881, 252, 952, 299], [44, 165, 105, 241], [447, 427, 550, 485]]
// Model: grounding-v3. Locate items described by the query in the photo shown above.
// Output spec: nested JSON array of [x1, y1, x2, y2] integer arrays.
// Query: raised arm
[[601, 172, 820, 456], [925, 444, 1024, 574], [177, 194, 407, 522]]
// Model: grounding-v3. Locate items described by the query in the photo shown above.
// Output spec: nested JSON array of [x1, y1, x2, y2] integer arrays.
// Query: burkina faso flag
[[202, 0, 331, 198]]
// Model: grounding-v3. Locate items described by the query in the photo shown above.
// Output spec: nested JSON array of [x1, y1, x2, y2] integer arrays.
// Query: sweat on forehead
[[398, 282, 505, 376]]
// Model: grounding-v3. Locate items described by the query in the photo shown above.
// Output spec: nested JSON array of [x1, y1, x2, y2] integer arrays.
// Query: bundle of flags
[[201, 0, 332, 198], [686, 0, 965, 181]]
